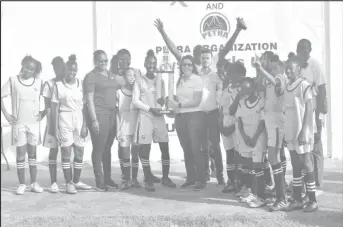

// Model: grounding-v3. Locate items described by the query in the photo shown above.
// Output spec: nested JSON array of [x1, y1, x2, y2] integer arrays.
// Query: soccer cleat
[[286, 200, 303, 212], [265, 197, 277, 207], [151, 174, 161, 183], [222, 182, 235, 193], [120, 180, 132, 191], [30, 182, 43, 193], [303, 201, 318, 213], [145, 181, 155, 192], [248, 197, 265, 208], [193, 182, 206, 191], [180, 181, 196, 188], [106, 179, 119, 189], [73, 181, 92, 190], [16, 184, 27, 195], [269, 199, 288, 212], [240, 193, 256, 203], [49, 182, 59, 193], [66, 183, 77, 194], [217, 178, 225, 188], [131, 179, 142, 188], [161, 177, 177, 188]]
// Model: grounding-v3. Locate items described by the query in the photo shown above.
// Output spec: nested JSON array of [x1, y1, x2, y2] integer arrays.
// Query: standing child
[[233, 77, 268, 208], [1, 56, 45, 195], [276, 55, 318, 212], [116, 68, 142, 190], [50, 55, 92, 194]]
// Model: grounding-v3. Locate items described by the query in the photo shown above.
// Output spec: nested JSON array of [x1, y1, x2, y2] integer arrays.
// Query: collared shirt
[[199, 68, 222, 112], [176, 74, 204, 113]]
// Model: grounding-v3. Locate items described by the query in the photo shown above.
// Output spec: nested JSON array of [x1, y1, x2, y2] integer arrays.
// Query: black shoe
[[151, 174, 161, 183], [105, 179, 118, 189], [161, 177, 176, 188], [131, 178, 142, 188], [180, 181, 196, 188], [269, 199, 288, 212], [145, 181, 155, 192], [222, 182, 235, 193], [193, 182, 206, 191], [303, 201, 318, 213], [286, 200, 303, 212], [95, 183, 107, 192]]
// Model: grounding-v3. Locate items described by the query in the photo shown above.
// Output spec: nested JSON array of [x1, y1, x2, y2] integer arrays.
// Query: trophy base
[[160, 109, 175, 115]]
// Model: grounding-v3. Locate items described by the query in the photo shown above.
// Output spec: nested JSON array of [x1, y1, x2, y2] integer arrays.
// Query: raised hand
[[236, 17, 247, 30], [154, 18, 164, 33], [251, 53, 262, 68]]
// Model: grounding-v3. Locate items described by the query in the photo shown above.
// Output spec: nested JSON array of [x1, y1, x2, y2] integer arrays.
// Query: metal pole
[[323, 2, 332, 158], [92, 1, 98, 52]]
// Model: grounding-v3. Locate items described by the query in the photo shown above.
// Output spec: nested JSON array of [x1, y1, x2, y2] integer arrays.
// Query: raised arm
[[154, 18, 182, 62], [218, 17, 247, 62], [252, 55, 277, 86]]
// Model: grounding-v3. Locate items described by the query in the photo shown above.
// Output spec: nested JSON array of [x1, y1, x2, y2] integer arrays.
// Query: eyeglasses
[[181, 63, 193, 67]]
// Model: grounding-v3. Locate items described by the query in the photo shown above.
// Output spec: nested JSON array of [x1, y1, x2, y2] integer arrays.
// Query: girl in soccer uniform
[[234, 78, 267, 208], [50, 55, 91, 194], [276, 55, 318, 212], [220, 62, 246, 193], [42, 56, 66, 193], [116, 68, 142, 190], [1, 56, 45, 195], [132, 50, 176, 192], [252, 53, 288, 211]]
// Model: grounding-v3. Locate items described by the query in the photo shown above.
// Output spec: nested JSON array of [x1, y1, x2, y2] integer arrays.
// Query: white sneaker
[[16, 184, 27, 195], [49, 182, 59, 193], [30, 182, 43, 193], [66, 183, 77, 194], [73, 181, 92, 190]]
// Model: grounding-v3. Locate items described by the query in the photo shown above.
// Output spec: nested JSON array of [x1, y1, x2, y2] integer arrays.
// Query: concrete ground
[[1, 157, 343, 227]]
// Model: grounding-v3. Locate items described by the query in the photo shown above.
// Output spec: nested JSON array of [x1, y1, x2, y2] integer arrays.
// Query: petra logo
[[200, 12, 230, 39]]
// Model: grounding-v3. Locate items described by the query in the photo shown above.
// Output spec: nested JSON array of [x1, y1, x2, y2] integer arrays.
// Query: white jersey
[[116, 88, 138, 136], [51, 79, 84, 112], [42, 79, 56, 100], [220, 84, 239, 127]]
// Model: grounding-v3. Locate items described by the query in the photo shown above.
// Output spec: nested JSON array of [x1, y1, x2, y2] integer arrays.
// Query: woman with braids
[[109, 49, 142, 182], [1, 56, 45, 195], [132, 50, 176, 192], [84, 50, 125, 191], [50, 55, 91, 194], [42, 56, 66, 193]]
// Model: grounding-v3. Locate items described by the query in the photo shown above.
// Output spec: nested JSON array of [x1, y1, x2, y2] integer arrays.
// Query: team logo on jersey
[[200, 12, 230, 39]]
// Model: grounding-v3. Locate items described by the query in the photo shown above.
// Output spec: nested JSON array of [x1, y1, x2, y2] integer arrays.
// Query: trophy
[[156, 50, 176, 115]]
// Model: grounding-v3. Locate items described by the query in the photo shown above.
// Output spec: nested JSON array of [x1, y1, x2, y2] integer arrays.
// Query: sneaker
[[180, 181, 196, 188], [303, 201, 318, 213], [235, 185, 248, 197], [120, 180, 132, 191], [95, 186, 107, 192], [30, 182, 43, 193], [269, 199, 288, 212], [49, 182, 59, 193], [131, 178, 142, 188], [105, 179, 118, 189], [240, 193, 256, 203], [286, 200, 303, 212], [145, 181, 155, 192], [239, 188, 252, 199], [161, 177, 176, 188], [222, 181, 235, 193], [73, 181, 92, 190], [248, 197, 265, 208], [217, 178, 225, 188], [265, 197, 277, 207], [151, 174, 161, 183], [16, 184, 27, 195], [193, 182, 206, 191], [301, 195, 309, 209], [66, 183, 77, 194]]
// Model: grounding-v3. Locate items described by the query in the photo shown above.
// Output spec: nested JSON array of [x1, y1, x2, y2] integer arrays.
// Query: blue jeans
[[175, 111, 206, 184]]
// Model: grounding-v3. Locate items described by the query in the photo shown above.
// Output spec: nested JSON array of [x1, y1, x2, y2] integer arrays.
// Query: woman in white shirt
[[168, 55, 206, 191]]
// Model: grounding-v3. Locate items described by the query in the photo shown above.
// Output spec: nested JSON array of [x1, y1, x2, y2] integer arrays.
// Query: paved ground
[[1, 158, 343, 227]]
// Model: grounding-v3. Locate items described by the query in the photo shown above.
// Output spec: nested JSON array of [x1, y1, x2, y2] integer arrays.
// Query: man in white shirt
[[297, 39, 327, 187]]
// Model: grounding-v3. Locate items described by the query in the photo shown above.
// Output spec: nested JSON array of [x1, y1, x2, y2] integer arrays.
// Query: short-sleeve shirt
[[300, 57, 325, 110], [281, 77, 314, 142], [51, 79, 84, 112], [220, 84, 239, 126], [83, 69, 122, 114], [199, 68, 222, 112], [176, 74, 204, 113], [41, 79, 55, 100], [116, 88, 138, 136]]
